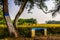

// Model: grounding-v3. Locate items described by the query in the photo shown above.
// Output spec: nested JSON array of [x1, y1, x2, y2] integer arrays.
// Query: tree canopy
[[18, 18, 37, 25], [46, 20, 60, 24], [14, 0, 60, 17], [47, 0, 60, 17], [14, 0, 47, 13]]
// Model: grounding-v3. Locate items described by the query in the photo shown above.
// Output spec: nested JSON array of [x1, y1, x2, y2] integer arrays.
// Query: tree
[[18, 18, 37, 25], [13, 0, 28, 29], [14, 0, 60, 37], [46, 20, 60, 24], [3, 0, 19, 37], [3, 0, 60, 37], [14, 0, 48, 28], [46, 0, 60, 17]]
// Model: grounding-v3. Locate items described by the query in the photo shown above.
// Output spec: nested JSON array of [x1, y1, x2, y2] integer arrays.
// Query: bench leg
[[31, 30, 35, 37], [44, 28, 47, 36]]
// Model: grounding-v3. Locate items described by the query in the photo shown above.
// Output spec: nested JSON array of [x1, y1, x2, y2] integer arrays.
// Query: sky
[[8, 0, 60, 24]]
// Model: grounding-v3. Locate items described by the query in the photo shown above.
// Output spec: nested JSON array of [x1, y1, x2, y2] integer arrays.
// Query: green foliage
[[0, 27, 7, 38], [47, 0, 60, 17], [35, 29, 44, 36], [46, 20, 60, 24], [14, 0, 60, 17], [0, 17, 6, 24], [14, 0, 48, 13], [0, 5, 6, 24], [18, 18, 37, 25], [1, 27, 60, 38], [47, 27, 60, 34], [4, 28, 9, 37], [18, 28, 31, 37]]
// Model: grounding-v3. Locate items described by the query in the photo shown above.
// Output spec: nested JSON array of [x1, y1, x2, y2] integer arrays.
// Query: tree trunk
[[13, 0, 28, 28], [3, 0, 19, 37]]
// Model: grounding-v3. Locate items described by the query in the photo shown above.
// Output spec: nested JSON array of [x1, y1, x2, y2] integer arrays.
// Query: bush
[[18, 27, 31, 37], [0, 27, 5, 38], [0, 27, 60, 38], [47, 27, 60, 34]]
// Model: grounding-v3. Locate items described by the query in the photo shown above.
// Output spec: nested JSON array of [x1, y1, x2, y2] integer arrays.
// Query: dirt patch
[[2, 36, 60, 40]]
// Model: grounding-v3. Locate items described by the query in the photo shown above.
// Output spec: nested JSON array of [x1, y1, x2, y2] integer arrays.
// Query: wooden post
[[31, 29, 35, 37], [44, 28, 47, 36]]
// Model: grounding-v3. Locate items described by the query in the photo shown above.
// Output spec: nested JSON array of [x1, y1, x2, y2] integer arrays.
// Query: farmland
[[1, 24, 60, 28]]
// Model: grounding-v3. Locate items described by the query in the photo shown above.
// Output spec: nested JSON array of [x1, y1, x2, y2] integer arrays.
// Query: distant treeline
[[18, 18, 37, 25], [0, 18, 37, 24], [46, 20, 60, 24]]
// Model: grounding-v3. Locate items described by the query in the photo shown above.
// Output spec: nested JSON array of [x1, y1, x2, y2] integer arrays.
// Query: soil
[[3, 36, 60, 40]]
